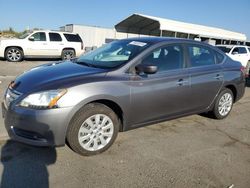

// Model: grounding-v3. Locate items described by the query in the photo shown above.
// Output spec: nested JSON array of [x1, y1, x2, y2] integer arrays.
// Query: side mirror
[[28, 36, 34, 41], [136, 64, 158, 75], [232, 51, 238, 55]]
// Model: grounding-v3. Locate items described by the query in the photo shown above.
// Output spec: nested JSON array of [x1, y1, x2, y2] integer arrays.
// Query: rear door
[[186, 44, 224, 111], [128, 44, 191, 126], [47, 32, 64, 57]]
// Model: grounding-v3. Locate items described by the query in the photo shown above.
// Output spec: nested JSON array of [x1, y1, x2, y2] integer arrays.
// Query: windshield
[[18, 33, 31, 39], [77, 40, 151, 69], [217, 46, 232, 53]]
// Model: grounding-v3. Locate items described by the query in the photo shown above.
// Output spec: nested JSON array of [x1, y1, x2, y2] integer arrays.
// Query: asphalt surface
[[0, 60, 250, 188]]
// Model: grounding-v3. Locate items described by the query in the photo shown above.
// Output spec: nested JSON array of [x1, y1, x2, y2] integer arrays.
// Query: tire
[[5, 47, 23, 62], [61, 49, 75, 60], [67, 103, 119, 156], [212, 88, 234, 119]]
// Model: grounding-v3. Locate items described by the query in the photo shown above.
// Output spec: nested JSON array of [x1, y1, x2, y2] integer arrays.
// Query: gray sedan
[[2, 37, 245, 155]]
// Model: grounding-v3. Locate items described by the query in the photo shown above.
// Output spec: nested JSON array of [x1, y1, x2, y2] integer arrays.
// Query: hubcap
[[218, 93, 233, 116], [63, 51, 74, 60], [78, 114, 114, 151], [7, 49, 21, 61]]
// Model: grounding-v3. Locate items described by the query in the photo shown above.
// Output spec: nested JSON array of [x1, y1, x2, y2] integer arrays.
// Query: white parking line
[[0, 76, 16, 79]]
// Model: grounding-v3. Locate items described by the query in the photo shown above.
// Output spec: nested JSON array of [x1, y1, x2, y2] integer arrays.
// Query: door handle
[[177, 79, 189, 86], [43, 43, 47, 45], [214, 74, 223, 80]]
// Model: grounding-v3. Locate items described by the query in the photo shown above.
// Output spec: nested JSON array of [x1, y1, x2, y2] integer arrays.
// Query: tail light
[[81, 42, 84, 50], [240, 66, 247, 78]]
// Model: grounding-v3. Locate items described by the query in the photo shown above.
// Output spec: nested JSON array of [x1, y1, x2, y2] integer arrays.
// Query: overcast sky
[[0, 0, 249, 40]]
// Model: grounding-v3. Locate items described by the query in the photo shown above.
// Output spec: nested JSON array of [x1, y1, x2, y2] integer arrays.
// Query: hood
[[0, 38, 23, 43], [11, 61, 108, 93]]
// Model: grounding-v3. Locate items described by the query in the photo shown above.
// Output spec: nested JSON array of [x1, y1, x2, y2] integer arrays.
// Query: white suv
[[0, 30, 84, 62], [216, 45, 250, 67]]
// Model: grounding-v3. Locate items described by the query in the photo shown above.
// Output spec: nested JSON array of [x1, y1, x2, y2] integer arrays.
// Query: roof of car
[[216, 44, 248, 48], [30, 30, 78, 35], [119, 37, 201, 44], [119, 37, 228, 55], [118, 37, 220, 49]]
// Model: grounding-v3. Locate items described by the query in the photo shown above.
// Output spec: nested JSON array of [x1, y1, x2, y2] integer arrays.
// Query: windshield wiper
[[74, 60, 110, 69], [75, 61, 97, 68]]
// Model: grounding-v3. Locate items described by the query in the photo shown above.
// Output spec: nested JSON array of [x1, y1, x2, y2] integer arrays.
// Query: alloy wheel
[[78, 114, 114, 151], [218, 93, 233, 116], [63, 51, 74, 60], [7, 48, 22, 61]]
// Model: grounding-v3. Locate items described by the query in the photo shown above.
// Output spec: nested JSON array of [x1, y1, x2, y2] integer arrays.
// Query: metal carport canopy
[[115, 13, 247, 41]]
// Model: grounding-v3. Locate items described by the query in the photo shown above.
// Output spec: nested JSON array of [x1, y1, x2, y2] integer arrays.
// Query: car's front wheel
[[5, 47, 23, 62], [67, 103, 119, 156], [212, 88, 234, 119]]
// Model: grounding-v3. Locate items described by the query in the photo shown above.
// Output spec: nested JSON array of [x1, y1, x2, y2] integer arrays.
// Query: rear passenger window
[[188, 45, 215, 67], [215, 51, 225, 64], [239, 47, 247, 54], [49, 33, 62, 41], [63, 34, 82, 42], [141, 45, 184, 72]]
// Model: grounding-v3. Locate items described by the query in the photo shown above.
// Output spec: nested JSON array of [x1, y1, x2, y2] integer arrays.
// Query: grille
[[12, 127, 46, 141], [4, 89, 22, 108]]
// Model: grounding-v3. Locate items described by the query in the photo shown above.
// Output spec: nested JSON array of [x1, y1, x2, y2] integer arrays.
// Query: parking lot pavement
[[0, 60, 250, 187]]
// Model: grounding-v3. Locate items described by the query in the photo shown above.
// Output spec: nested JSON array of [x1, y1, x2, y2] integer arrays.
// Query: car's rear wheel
[[61, 49, 75, 60], [67, 103, 119, 156], [5, 47, 23, 62], [212, 88, 234, 119]]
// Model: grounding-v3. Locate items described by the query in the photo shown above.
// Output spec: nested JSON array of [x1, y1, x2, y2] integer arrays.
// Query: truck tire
[[5, 47, 23, 62], [61, 49, 75, 60]]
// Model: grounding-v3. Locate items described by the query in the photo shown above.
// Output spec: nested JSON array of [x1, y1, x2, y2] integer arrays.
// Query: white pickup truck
[[0, 30, 84, 62], [217, 45, 250, 77]]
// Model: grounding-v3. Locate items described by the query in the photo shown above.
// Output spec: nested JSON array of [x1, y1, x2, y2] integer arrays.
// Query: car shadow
[[0, 57, 61, 62], [0, 126, 57, 188], [246, 78, 250, 87], [25, 58, 62, 62], [199, 112, 215, 119]]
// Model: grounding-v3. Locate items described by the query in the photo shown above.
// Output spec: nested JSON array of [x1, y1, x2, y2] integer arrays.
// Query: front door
[[128, 44, 191, 127], [26, 32, 50, 56]]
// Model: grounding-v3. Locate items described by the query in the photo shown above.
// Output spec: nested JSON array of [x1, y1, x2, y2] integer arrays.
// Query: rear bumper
[[76, 49, 85, 57], [235, 81, 246, 102], [2, 102, 73, 147]]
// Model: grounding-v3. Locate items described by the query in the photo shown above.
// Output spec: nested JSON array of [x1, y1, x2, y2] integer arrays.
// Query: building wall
[[63, 25, 142, 48]]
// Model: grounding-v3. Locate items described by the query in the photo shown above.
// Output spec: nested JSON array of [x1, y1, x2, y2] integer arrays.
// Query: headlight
[[19, 89, 67, 109]]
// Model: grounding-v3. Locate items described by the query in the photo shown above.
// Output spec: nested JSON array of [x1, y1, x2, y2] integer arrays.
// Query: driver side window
[[31, 32, 46, 41], [141, 44, 184, 73]]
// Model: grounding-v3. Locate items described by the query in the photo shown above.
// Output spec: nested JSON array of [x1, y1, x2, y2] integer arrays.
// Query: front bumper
[[0, 46, 4, 58], [2, 102, 74, 147]]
